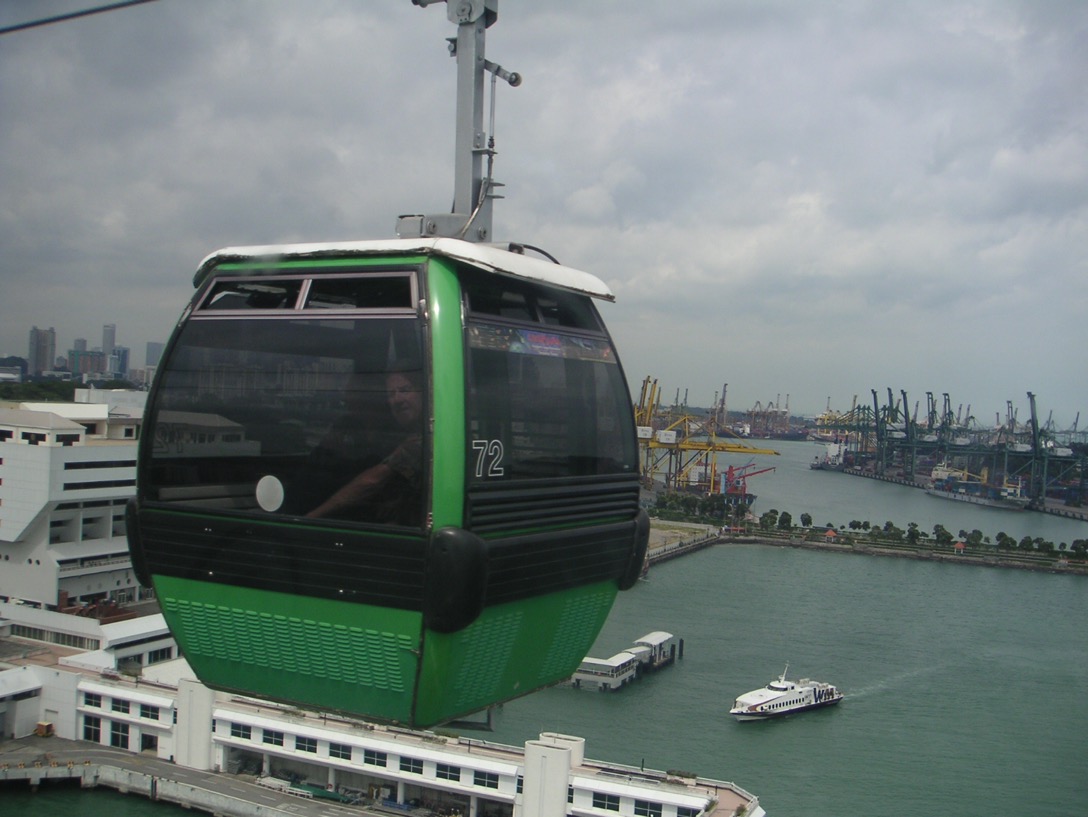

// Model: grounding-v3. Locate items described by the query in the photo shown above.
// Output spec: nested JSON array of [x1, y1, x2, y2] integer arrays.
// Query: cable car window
[[461, 268, 601, 331], [305, 275, 415, 310], [199, 280, 303, 311], [144, 314, 426, 528], [466, 322, 636, 481]]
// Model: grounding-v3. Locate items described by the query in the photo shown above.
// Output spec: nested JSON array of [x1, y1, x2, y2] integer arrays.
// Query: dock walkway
[[646, 522, 719, 566]]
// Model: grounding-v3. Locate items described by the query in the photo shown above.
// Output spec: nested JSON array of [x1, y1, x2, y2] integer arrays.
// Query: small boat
[[729, 664, 843, 720]]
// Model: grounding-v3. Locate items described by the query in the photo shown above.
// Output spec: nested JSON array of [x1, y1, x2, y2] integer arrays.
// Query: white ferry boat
[[729, 665, 843, 720]]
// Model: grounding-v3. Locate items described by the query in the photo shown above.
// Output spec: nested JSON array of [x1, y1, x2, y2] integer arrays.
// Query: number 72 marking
[[472, 439, 505, 477]]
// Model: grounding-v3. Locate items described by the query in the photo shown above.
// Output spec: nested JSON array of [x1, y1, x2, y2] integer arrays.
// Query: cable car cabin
[[127, 237, 648, 727]]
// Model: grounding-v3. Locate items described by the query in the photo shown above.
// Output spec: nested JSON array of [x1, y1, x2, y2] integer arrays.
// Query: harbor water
[[5, 441, 1086, 816], [724, 439, 1087, 547], [484, 441, 1088, 816]]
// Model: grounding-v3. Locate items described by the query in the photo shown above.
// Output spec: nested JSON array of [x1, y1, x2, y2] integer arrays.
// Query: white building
[[0, 605, 764, 817], [0, 397, 146, 609]]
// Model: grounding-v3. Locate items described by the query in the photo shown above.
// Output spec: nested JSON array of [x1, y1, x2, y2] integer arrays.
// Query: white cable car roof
[[196, 237, 614, 302]]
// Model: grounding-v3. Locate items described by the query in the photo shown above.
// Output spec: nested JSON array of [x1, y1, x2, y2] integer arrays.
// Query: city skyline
[[3, 316, 1076, 434], [8, 320, 160, 378]]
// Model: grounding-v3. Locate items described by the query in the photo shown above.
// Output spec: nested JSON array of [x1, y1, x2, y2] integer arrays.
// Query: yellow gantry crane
[[635, 377, 779, 494]]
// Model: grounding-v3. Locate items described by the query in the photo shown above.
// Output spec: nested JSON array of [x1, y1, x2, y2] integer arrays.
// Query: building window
[[110, 721, 130, 749], [568, 785, 574, 803], [329, 742, 352, 760], [516, 775, 523, 794], [9, 624, 99, 651], [634, 800, 663, 817], [436, 763, 461, 782], [148, 646, 173, 664], [474, 770, 499, 789], [400, 756, 423, 774], [592, 792, 620, 811], [262, 729, 285, 747], [111, 698, 130, 714], [295, 736, 317, 753], [83, 715, 101, 742], [83, 692, 102, 708], [230, 723, 252, 740], [363, 749, 387, 767], [676, 808, 700, 817], [140, 704, 160, 721]]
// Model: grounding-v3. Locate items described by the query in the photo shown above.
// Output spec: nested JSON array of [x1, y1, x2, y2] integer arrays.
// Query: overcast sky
[[1, 0, 1085, 426]]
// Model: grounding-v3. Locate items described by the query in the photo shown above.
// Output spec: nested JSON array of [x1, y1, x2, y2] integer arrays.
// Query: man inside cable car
[[305, 367, 424, 525]]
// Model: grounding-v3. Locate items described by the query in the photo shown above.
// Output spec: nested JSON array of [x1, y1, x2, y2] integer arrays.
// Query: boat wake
[[847, 665, 942, 700]]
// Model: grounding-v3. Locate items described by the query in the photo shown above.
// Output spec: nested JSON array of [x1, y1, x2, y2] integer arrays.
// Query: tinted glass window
[[145, 313, 426, 527], [305, 275, 414, 310], [461, 268, 601, 330], [200, 280, 302, 310], [466, 321, 636, 481]]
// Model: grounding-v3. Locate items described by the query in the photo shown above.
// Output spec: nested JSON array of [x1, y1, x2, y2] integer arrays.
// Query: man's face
[[386, 372, 422, 428]]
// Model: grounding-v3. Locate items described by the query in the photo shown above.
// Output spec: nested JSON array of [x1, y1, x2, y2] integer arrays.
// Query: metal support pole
[[453, 14, 488, 234]]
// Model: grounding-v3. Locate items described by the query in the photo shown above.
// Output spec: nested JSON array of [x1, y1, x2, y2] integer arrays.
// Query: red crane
[[719, 461, 776, 496]]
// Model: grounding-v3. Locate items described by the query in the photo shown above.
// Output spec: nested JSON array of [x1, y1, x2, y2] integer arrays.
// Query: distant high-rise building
[[102, 324, 116, 358], [70, 349, 107, 377], [145, 341, 165, 368], [110, 346, 130, 378], [73, 338, 88, 353], [27, 326, 56, 376]]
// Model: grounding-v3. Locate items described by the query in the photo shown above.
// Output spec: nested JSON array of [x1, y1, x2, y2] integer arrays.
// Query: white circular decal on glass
[[255, 475, 285, 512]]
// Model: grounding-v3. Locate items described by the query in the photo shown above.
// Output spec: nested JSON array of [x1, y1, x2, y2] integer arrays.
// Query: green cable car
[[126, 1, 648, 727], [127, 238, 648, 727]]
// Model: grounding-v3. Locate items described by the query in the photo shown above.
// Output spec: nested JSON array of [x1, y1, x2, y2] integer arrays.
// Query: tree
[[906, 522, 921, 546], [800, 513, 812, 528], [933, 524, 954, 546], [777, 511, 793, 531], [758, 509, 779, 531], [98, 378, 139, 390], [881, 523, 904, 542], [0, 379, 77, 401]]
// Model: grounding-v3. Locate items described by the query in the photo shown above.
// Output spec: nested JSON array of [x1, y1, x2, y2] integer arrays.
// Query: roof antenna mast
[[400, 0, 521, 243]]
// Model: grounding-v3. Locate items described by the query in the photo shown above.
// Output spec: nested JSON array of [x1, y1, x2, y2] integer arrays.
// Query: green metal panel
[[414, 581, 618, 726], [214, 257, 425, 272], [155, 575, 423, 724], [424, 257, 466, 529]]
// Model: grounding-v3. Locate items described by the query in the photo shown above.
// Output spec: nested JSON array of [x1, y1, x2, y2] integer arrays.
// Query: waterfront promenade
[[645, 519, 1088, 575]]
